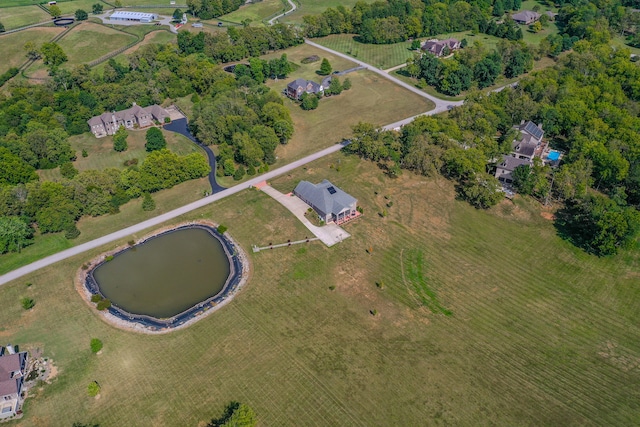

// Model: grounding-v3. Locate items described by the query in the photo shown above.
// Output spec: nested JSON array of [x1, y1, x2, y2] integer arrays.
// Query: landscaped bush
[[217, 225, 228, 234], [90, 338, 103, 353], [87, 381, 100, 397], [21, 297, 35, 310], [96, 299, 111, 311], [105, 255, 114, 262], [90, 294, 102, 303], [64, 224, 81, 240]]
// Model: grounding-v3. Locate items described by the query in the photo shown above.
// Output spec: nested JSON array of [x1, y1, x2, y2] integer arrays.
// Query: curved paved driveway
[[304, 39, 464, 114], [268, 0, 297, 25]]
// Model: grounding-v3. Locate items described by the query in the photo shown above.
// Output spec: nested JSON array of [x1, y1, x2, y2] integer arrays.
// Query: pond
[[90, 226, 232, 320]]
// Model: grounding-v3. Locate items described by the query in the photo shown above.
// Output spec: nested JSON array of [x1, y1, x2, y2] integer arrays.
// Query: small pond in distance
[[93, 227, 231, 319]]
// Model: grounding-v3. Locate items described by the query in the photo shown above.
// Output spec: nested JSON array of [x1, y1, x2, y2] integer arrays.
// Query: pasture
[[280, 0, 376, 24], [216, 0, 286, 24], [1, 151, 639, 426], [313, 34, 415, 70], [56, 22, 137, 66], [0, 26, 64, 74], [53, 0, 107, 15], [0, 5, 49, 29]]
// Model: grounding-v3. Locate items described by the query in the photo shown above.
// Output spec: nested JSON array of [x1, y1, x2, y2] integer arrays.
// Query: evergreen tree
[[492, 0, 505, 17], [92, 3, 103, 14], [319, 58, 332, 75], [513, 0, 521, 10], [142, 192, 156, 211], [342, 78, 352, 90]]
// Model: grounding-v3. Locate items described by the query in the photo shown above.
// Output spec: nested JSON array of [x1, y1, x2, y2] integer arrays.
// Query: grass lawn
[[52, 0, 100, 15], [57, 22, 137, 66], [612, 36, 640, 55], [0, 26, 64, 74], [218, 43, 435, 186], [313, 34, 415, 70], [116, 0, 186, 5], [37, 128, 201, 181], [1, 152, 639, 425], [280, 0, 376, 24], [217, 0, 286, 24], [0, 5, 50, 29]]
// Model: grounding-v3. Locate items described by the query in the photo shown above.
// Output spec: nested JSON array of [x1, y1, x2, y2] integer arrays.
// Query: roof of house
[[287, 78, 308, 90], [512, 140, 537, 157], [511, 10, 541, 22], [519, 120, 544, 140], [0, 353, 24, 396], [87, 104, 168, 127], [294, 180, 357, 216], [110, 11, 156, 20], [498, 156, 531, 172], [422, 38, 460, 56]]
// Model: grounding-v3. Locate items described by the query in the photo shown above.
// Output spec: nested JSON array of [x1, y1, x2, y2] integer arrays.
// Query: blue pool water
[[547, 150, 561, 161]]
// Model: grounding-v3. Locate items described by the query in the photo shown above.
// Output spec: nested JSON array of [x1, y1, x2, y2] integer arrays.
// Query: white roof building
[[110, 11, 157, 23]]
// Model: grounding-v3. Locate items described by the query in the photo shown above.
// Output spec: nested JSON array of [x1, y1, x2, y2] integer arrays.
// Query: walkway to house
[[257, 182, 350, 247]]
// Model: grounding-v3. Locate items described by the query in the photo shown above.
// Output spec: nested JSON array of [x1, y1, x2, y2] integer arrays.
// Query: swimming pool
[[547, 150, 561, 161]]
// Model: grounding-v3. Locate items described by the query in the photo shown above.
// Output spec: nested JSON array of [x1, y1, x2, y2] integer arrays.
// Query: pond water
[[93, 227, 231, 319]]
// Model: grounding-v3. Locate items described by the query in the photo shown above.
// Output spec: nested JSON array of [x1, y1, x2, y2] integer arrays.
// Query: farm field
[[312, 34, 415, 70], [37, 128, 200, 182], [0, 5, 49, 29], [53, 0, 103, 15], [0, 26, 64, 74], [216, 0, 285, 24], [280, 0, 376, 24], [1, 151, 640, 425], [56, 22, 137, 66]]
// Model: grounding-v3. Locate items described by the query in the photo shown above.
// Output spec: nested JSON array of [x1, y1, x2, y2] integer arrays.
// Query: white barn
[[110, 11, 157, 23]]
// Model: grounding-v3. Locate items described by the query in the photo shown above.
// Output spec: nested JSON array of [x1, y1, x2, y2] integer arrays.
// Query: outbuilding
[[110, 11, 157, 23]]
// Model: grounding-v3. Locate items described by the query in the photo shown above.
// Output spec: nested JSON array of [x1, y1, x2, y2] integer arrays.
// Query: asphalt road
[[0, 143, 347, 286], [268, 0, 297, 25]]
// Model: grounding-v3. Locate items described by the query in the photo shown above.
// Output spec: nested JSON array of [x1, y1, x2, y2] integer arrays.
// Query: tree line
[[186, 0, 245, 20], [346, 41, 640, 255]]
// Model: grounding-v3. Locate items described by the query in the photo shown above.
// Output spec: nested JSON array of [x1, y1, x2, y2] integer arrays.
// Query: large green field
[[0, 5, 49, 29], [1, 151, 639, 425], [312, 34, 415, 70], [0, 26, 64, 74], [56, 22, 137, 66], [281, 0, 376, 24], [217, 0, 286, 24]]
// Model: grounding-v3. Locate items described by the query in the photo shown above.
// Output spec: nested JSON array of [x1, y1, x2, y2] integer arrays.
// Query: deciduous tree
[[145, 127, 166, 152]]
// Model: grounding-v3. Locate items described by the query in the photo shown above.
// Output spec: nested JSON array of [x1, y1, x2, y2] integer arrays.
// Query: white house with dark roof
[[0, 347, 28, 420], [87, 104, 169, 138], [109, 11, 157, 23], [511, 10, 541, 25], [293, 180, 357, 224], [421, 38, 461, 57], [286, 78, 325, 100]]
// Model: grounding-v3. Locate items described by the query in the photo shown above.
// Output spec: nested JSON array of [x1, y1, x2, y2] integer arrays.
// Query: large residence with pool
[[87, 104, 169, 138]]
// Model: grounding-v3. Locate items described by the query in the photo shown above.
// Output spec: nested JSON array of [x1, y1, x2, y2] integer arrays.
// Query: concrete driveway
[[260, 185, 350, 247]]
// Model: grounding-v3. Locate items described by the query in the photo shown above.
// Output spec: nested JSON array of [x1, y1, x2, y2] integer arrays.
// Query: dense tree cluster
[[232, 54, 292, 82], [347, 42, 640, 254], [177, 24, 303, 63], [407, 40, 533, 95], [186, 0, 244, 20]]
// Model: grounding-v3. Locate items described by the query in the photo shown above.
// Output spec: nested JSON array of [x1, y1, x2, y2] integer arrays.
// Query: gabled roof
[[521, 121, 544, 140], [287, 78, 308, 91], [110, 11, 156, 20], [0, 353, 26, 397], [498, 156, 531, 172], [511, 10, 540, 22], [294, 180, 357, 216]]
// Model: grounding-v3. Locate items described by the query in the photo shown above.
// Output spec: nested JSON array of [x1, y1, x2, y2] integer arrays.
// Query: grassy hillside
[[1, 151, 639, 425], [0, 5, 49, 29], [0, 26, 64, 74]]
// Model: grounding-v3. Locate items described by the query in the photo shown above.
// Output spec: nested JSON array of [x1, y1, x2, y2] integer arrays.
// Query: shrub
[[376, 281, 385, 289], [90, 338, 103, 353], [301, 55, 320, 64], [96, 299, 111, 311], [357, 206, 364, 214], [217, 225, 228, 234], [142, 192, 156, 211], [123, 158, 138, 166], [25, 282, 32, 287], [329, 285, 336, 290], [128, 240, 135, 246], [233, 165, 246, 181], [60, 162, 78, 179], [64, 224, 81, 239], [370, 309, 378, 316], [164, 117, 171, 123], [105, 255, 114, 262], [81, 149, 88, 158], [90, 294, 102, 303], [21, 297, 35, 310], [87, 381, 100, 397]]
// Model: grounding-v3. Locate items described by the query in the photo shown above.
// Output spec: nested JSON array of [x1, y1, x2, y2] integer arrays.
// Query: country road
[[268, 0, 297, 25], [0, 143, 347, 286], [0, 40, 478, 286]]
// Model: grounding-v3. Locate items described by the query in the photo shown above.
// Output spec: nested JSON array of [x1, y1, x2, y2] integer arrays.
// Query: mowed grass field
[[0, 26, 64, 74], [0, 5, 49, 29], [313, 34, 415, 69], [216, 0, 286, 24], [281, 0, 376, 24], [38, 128, 201, 181], [1, 151, 639, 425], [57, 22, 137, 66], [53, 0, 107, 15]]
